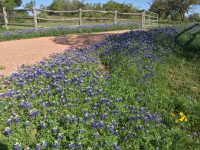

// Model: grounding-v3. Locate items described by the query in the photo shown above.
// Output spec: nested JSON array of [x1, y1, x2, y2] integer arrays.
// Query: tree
[[24, 0, 36, 10], [49, 0, 65, 10], [102, 0, 137, 12], [49, 0, 85, 11], [150, 0, 200, 21], [0, 0, 22, 10]]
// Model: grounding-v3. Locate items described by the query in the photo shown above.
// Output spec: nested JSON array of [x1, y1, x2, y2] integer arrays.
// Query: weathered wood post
[[33, 7, 38, 29], [79, 9, 82, 26], [157, 14, 159, 26], [149, 12, 151, 26], [114, 10, 117, 24], [142, 11, 145, 28], [3, 7, 9, 29]]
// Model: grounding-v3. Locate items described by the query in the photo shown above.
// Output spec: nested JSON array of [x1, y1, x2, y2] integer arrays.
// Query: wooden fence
[[142, 11, 159, 28], [1, 7, 159, 29]]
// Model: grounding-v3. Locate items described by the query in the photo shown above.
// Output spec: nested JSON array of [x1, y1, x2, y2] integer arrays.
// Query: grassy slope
[[148, 26, 200, 147], [99, 26, 200, 148]]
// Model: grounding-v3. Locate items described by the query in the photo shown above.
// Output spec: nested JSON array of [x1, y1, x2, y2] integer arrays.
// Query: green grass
[[146, 27, 200, 147]]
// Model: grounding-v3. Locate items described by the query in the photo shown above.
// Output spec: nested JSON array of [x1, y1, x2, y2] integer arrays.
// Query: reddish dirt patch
[[0, 30, 130, 77]]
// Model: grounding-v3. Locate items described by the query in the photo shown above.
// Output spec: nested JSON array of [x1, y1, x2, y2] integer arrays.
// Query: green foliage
[[150, 0, 199, 21], [24, 0, 36, 10], [189, 13, 200, 22], [0, 0, 22, 9], [49, 0, 85, 11], [102, 0, 137, 12], [48, 0, 138, 12]]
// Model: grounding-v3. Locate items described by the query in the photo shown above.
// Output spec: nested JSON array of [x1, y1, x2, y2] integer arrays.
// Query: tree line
[[150, 0, 200, 21]]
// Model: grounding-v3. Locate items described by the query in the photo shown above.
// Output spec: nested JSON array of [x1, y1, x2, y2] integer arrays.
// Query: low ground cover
[[0, 24, 199, 149], [0, 23, 139, 41]]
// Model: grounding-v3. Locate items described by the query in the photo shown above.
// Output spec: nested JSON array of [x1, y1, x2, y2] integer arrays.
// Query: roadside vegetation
[[0, 23, 199, 149], [0, 23, 139, 41]]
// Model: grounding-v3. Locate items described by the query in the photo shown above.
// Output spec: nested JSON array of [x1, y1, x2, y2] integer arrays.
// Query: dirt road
[[0, 30, 130, 76]]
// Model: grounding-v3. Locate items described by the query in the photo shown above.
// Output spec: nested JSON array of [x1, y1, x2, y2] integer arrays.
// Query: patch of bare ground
[[0, 30, 130, 76]]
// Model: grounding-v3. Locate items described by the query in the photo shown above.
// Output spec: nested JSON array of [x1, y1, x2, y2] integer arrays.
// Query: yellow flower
[[179, 116, 185, 122], [175, 119, 179, 123], [185, 117, 188, 122], [180, 112, 184, 116]]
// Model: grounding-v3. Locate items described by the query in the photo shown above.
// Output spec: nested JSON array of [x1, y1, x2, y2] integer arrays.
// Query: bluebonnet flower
[[73, 116, 78, 123], [103, 113, 108, 119], [35, 143, 42, 150], [97, 120, 104, 128], [68, 142, 75, 149], [4, 127, 12, 135], [84, 113, 90, 120], [25, 121, 31, 126], [15, 115, 21, 123], [29, 108, 38, 118], [53, 141, 59, 148], [113, 143, 120, 150], [57, 133, 63, 141], [146, 113, 153, 120], [77, 143, 82, 150], [116, 98, 123, 102], [66, 115, 71, 122], [53, 128, 58, 134], [40, 122, 47, 129], [137, 125, 143, 130], [157, 118, 162, 124], [91, 119, 98, 128], [7, 118, 12, 125], [14, 142, 21, 150], [42, 141, 48, 147]]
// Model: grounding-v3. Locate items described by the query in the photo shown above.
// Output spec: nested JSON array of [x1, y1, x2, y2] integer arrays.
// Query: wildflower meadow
[[0, 23, 200, 149]]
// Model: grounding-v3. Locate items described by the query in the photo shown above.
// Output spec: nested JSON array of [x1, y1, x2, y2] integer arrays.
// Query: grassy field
[[0, 24, 200, 149]]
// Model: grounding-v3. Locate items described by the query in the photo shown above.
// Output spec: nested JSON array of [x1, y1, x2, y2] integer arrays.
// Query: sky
[[22, 0, 200, 14]]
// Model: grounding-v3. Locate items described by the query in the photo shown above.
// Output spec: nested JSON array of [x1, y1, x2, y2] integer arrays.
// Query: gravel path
[[0, 30, 130, 77]]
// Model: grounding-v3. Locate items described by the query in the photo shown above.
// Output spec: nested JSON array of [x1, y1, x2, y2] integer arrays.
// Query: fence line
[[2, 7, 159, 29]]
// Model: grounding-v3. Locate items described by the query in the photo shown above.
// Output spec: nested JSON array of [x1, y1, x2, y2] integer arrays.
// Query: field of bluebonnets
[[0, 23, 200, 149], [0, 23, 139, 41]]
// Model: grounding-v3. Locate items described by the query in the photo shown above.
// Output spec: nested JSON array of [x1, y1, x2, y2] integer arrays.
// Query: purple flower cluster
[[0, 27, 177, 149], [0, 23, 139, 41]]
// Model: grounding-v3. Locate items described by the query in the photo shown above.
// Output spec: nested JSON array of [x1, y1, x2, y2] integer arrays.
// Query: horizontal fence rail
[[36, 9, 79, 13], [2, 7, 159, 29], [5, 9, 32, 11], [37, 17, 79, 21]]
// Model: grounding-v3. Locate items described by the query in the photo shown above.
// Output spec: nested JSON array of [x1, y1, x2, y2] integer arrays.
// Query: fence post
[[142, 11, 145, 28], [157, 14, 159, 26], [33, 7, 38, 29], [3, 7, 9, 29], [149, 12, 151, 26], [79, 9, 82, 26], [114, 11, 117, 24]]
